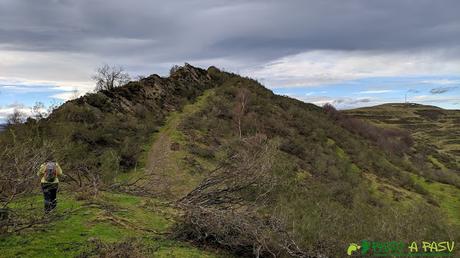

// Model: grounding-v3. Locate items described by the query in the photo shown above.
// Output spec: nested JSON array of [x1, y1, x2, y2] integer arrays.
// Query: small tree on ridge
[[92, 64, 130, 91]]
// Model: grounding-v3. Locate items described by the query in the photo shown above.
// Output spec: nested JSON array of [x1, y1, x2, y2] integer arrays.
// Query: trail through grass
[[0, 89, 230, 257], [122, 89, 216, 199], [0, 191, 228, 257]]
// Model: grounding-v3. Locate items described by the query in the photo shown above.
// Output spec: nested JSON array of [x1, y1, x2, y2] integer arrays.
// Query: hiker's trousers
[[41, 183, 58, 213]]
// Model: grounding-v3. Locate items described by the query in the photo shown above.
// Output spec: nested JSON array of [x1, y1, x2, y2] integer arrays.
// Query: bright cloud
[[421, 79, 460, 85], [0, 50, 95, 94], [0, 105, 31, 122], [357, 90, 397, 94], [297, 95, 380, 109], [51, 91, 86, 101], [246, 50, 460, 88]]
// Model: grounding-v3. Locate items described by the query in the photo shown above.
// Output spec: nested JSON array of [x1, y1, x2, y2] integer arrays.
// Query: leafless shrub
[[0, 133, 56, 233], [179, 134, 276, 208], [0, 138, 54, 208], [76, 237, 147, 258], [174, 205, 316, 258], [175, 135, 317, 257]]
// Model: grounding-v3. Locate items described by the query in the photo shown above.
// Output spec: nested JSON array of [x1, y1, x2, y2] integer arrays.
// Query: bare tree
[[169, 65, 181, 76], [46, 99, 61, 115], [32, 102, 47, 120], [135, 75, 146, 80], [6, 108, 26, 125], [233, 88, 250, 139], [92, 64, 131, 91]]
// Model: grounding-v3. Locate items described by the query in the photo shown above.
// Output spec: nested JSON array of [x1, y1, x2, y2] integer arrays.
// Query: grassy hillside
[[167, 76, 459, 256], [1, 66, 459, 257], [344, 104, 460, 225], [345, 103, 460, 170], [0, 191, 229, 258]]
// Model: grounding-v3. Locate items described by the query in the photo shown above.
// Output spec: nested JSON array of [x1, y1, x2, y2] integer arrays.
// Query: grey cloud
[[333, 98, 371, 105], [430, 86, 458, 94], [5, 103, 27, 109], [1, 0, 460, 68], [333, 99, 345, 104], [351, 98, 371, 104]]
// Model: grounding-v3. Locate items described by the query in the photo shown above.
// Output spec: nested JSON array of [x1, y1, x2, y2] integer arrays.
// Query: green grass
[[412, 175, 460, 225], [0, 191, 229, 258], [365, 173, 422, 206], [327, 137, 361, 175], [152, 239, 223, 258], [156, 88, 216, 145], [428, 155, 448, 171]]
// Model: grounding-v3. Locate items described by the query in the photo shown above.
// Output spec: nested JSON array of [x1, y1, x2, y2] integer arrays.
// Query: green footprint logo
[[347, 243, 361, 255], [361, 240, 371, 255]]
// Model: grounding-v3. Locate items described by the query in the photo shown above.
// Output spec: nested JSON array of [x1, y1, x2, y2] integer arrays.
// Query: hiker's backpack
[[44, 162, 57, 182]]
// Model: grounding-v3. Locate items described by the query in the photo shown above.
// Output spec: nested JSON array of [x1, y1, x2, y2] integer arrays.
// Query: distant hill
[[345, 103, 460, 170], [1, 66, 459, 257]]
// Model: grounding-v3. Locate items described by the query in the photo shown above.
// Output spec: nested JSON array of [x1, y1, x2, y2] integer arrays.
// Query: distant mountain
[[1, 65, 459, 257], [0, 123, 6, 132]]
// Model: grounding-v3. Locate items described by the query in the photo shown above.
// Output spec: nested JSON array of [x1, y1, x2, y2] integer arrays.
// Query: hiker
[[37, 158, 63, 213]]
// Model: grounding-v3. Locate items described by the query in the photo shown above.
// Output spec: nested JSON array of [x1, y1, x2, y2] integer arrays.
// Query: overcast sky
[[1, 0, 460, 121]]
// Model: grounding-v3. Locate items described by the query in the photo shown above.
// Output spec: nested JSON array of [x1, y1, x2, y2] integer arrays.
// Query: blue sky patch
[[272, 76, 460, 110]]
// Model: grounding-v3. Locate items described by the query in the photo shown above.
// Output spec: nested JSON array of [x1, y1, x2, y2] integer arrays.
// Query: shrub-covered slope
[[0, 64, 221, 185], [167, 73, 459, 256], [1, 65, 459, 257]]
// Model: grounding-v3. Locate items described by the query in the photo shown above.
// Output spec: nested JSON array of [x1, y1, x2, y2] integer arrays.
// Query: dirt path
[[145, 120, 178, 175], [136, 90, 214, 199], [140, 117, 180, 198]]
